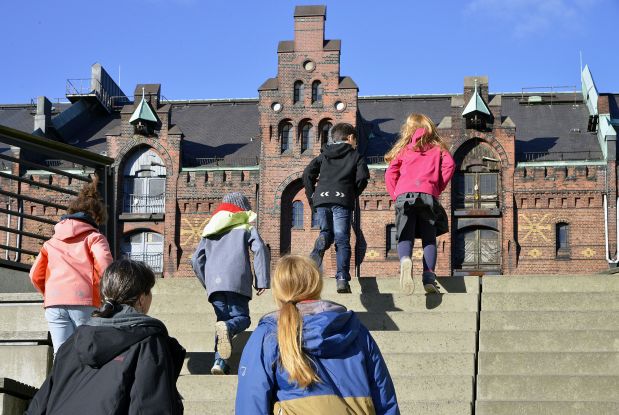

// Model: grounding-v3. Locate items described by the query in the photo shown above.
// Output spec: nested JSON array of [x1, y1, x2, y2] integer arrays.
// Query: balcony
[[123, 194, 165, 214], [123, 253, 163, 273]]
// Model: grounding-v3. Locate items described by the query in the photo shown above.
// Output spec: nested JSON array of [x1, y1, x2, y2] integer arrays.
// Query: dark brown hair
[[92, 259, 156, 318], [67, 174, 107, 225]]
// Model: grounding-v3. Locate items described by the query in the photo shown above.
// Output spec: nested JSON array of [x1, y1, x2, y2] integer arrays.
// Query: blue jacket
[[236, 300, 399, 414]]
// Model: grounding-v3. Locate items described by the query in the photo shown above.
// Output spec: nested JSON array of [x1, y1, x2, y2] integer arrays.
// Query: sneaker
[[336, 279, 351, 293], [399, 257, 413, 294], [210, 358, 231, 375], [215, 321, 232, 360], [422, 271, 440, 294]]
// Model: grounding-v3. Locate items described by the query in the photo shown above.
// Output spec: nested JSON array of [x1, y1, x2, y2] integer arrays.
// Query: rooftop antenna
[[118, 65, 121, 90], [579, 51, 583, 74]]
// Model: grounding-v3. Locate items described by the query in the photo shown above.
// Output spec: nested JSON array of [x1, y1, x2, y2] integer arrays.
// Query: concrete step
[[483, 276, 619, 293], [172, 330, 477, 354], [480, 310, 619, 330], [181, 352, 476, 376], [153, 276, 480, 295], [0, 293, 42, 303], [178, 374, 474, 402], [182, 399, 472, 415], [0, 268, 36, 293], [481, 292, 619, 311], [0, 304, 46, 332], [0, 331, 49, 342], [154, 311, 478, 333], [478, 352, 619, 375], [477, 375, 619, 401], [0, 345, 51, 388], [149, 292, 479, 314], [476, 400, 619, 415], [479, 330, 619, 352]]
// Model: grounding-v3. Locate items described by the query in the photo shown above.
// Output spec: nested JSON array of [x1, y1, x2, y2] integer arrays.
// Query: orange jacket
[[29, 218, 113, 308]]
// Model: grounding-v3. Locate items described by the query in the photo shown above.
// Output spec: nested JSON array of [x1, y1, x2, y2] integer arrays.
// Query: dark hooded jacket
[[236, 300, 399, 414], [25, 305, 186, 415], [303, 143, 370, 209]]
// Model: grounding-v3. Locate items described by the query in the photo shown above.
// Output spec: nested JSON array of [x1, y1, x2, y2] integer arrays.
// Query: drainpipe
[[5, 200, 10, 260], [603, 194, 619, 264]]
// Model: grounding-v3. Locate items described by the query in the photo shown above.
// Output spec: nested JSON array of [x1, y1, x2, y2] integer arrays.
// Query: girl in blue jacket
[[236, 255, 400, 414]]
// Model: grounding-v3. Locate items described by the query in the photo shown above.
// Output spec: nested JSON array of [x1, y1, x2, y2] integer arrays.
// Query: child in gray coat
[[191, 192, 270, 374]]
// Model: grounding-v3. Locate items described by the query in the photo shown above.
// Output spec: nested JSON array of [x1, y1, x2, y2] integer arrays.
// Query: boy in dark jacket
[[191, 192, 270, 374], [303, 123, 369, 293]]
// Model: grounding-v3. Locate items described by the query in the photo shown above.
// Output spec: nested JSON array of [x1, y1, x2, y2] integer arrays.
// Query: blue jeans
[[45, 305, 96, 354], [310, 204, 352, 281], [210, 292, 250, 361]]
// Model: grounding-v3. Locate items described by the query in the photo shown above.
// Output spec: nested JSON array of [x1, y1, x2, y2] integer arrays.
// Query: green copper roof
[[462, 82, 491, 117], [129, 90, 158, 124]]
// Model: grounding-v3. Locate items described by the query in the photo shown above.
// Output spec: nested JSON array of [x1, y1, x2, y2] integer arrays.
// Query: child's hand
[[255, 288, 266, 296]]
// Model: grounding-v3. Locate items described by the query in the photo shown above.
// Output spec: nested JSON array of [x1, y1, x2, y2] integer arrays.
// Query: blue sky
[[1, 0, 617, 103]]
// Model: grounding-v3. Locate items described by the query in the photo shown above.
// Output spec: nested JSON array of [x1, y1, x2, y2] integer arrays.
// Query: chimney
[[34, 96, 52, 135], [464, 76, 489, 104], [134, 84, 161, 109], [294, 5, 326, 51]]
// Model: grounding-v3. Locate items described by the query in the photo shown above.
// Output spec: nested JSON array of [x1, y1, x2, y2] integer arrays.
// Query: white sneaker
[[399, 257, 414, 294], [215, 321, 232, 360]]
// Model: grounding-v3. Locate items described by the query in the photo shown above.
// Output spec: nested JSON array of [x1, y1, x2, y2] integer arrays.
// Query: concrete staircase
[[476, 276, 619, 415], [150, 276, 480, 415]]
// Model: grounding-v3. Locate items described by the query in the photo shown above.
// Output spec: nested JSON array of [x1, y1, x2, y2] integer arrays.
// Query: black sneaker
[[422, 271, 440, 294], [336, 279, 351, 293]]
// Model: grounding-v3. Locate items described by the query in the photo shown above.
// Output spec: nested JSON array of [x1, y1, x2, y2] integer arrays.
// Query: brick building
[[1, 5, 618, 278]]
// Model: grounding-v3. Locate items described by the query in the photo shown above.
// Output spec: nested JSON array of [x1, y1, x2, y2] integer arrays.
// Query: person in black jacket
[[25, 259, 186, 415], [303, 123, 370, 293]]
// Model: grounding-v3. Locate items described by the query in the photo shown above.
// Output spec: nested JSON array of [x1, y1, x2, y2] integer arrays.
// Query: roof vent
[[528, 95, 543, 103]]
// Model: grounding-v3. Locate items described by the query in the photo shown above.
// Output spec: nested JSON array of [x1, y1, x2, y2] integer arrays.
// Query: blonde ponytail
[[273, 255, 323, 388]]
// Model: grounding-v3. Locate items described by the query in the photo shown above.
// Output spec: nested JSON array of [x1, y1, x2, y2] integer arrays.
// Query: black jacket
[[26, 306, 186, 415], [303, 143, 370, 209]]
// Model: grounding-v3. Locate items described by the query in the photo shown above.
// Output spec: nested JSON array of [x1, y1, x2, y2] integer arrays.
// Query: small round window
[[271, 102, 283, 112], [303, 60, 316, 72], [334, 101, 346, 112]]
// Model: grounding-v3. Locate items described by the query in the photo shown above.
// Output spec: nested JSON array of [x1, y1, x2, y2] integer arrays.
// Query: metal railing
[[123, 194, 165, 214], [186, 156, 260, 167], [518, 150, 604, 162], [124, 252, 163, 273], [365, 155, 386, 165], [0, 124, 114, 271]]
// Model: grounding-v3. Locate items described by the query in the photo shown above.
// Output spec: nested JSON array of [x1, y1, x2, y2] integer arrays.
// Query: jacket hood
[[262, 300, 360, 358], [202, 208, 256, 237], [74, 305, 168, 368], [54, 214, 98, 241], [407, 127, 428, 149], [322, 142, 354, 159]]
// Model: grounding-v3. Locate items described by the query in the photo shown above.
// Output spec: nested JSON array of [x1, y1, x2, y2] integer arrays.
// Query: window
[[292, 201, 304, 228], [280, 122, 293, 153], [312, 81, 323, 103], [293, 81, 304, 105], [311, 210, 320, 228], [319, 121, 332, 146], [454, 227, 500, 269], [123, 148, 166, 214], [455, 172, 499, 209], [386, 224, 397, 255], [301, 122, 313, 153], [556, 223, 570, 257], [121, 231, 164, 272]]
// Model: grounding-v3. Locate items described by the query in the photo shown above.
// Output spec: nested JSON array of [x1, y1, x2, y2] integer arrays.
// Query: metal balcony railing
[[123, 194, 165, 214], [124, 252, 163, 273], [518, 150, 604, 162]]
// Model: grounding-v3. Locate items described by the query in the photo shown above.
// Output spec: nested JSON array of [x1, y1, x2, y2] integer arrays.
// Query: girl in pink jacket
[[385, 114, 455, 294], [30, 176, 113, 354]]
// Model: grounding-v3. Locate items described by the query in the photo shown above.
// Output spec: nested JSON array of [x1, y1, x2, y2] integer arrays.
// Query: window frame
[[293, 81, 304, 105], [556, 222, 570, 258], [279, 122, 293, 154], [300, 122, 313, 153], [292, 200, 304, 229], [311, 80, 323, 104]]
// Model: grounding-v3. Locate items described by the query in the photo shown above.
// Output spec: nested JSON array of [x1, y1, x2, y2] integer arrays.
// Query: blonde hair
[[273, 255, 323, 388], [384, 113, 448, 163]]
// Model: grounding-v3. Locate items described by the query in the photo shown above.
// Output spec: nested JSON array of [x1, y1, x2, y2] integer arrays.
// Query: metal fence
[[185, 156, 260, 167], [0, 124, 114, 271], [518, 150, 604, 162], [123, 194, 165, 214], [124, 253, 163, 273]]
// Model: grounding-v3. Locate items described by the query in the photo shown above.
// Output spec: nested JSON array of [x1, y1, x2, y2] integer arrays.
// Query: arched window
[[123, 147, 166, 214], [279, 122, 293, 153], [312, 81, 323, 103], [292, 201, 304, 228], [319, 120, 333, 146], [121, 231, 164, 273], [311, 210, 320, 228], [293, 81, 304, 105], [301, 122, 313, 153], [386, 224, 397, 256], [556, 222, 570, 257]]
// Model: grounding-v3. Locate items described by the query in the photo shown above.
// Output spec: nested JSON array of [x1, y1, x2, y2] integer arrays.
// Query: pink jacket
[[30, 218, 113, 308], [385, 138, 455, 200]]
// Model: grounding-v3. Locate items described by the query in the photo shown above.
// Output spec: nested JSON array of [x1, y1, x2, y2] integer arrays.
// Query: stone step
[[178, 374, 474, 402], [480, 310, 619, 330], [0, 304, 46, 332], [477, 375, 619, 401], [479, 330, 619, 352], [0, 293, 42, 303], [476, 400, 619, 415], [0, 268, 36, 293], [149, 292, 479, 314], [478, 352, 619, 375], [483, 276, 619, 293], [0, 345, 51, 388], [181, 352, 476, 376], [182, 399, 472, 415], [154, 311, 478, 333], [173, 330, 477, 354], [153, 276, 480, 295], [481, 292, 619, 311], [0, 331, 49, 342]]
